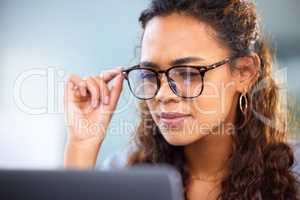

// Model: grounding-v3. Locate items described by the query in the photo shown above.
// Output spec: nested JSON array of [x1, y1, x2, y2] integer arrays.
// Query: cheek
[[190, 74, 236, 124], [145, 100, 159, 120], [145, 100, 154, 114]]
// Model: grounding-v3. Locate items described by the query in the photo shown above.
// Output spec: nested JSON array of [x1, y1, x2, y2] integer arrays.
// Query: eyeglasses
[[122, 57, 236, 100]]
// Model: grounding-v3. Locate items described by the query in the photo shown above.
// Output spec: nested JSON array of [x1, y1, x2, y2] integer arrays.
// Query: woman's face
[[141, 13, 239, 146]]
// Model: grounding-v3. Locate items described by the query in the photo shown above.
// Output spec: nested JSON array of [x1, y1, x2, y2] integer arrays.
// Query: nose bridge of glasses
[[155, 70, 179, 99], [156, 70, 172, 85]]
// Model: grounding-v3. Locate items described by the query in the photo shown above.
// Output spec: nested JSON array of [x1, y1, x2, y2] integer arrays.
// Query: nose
[[154, 73, 179, 103]]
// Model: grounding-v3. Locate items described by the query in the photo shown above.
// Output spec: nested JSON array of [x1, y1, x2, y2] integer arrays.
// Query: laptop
[[0, 163, 184, 200]]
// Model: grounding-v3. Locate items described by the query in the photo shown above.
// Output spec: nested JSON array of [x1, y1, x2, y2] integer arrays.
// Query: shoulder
[[97, 140, 300, 172], [289, 140, 300, 169], [289, 140, 300, 181], [97, 142, 138, 171]]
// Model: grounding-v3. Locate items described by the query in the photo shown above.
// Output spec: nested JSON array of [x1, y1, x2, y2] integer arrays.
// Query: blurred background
[[0, 0, 299, 169]]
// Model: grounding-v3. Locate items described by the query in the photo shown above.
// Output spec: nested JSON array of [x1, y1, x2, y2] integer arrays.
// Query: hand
[[64, 68, 124, 146]]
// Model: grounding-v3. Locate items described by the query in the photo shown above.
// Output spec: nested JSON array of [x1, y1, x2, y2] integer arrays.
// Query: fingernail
[[104, 96, 110, 104]]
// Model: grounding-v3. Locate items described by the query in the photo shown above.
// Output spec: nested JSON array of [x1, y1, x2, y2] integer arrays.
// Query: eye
[[179, 71, 199, 77], [169, 66, 201, 80], [140, 70, 156, 79], [177, 69, 200, 79]]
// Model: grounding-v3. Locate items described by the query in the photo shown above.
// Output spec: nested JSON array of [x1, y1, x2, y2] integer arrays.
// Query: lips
[[159, 112, 190, 128], [160, 112, 190, 119]]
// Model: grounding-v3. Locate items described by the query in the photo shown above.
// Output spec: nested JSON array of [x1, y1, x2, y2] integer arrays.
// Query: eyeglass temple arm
[[206, 57, 236, 71], [121, 65, 141, 80], [121, 64, 140, 72]]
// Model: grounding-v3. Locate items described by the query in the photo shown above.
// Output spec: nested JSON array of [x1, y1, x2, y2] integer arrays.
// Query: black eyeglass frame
[[122, 57, 237, 100]]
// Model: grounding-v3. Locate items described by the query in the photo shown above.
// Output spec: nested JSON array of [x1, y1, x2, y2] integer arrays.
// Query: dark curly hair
[[125, 0, 300, 199]]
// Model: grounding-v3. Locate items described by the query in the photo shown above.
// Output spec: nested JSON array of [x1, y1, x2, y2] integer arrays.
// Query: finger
[[100, 67, 123, 83], [64, 75, 82, 124], [79, 79, 87, 97], [67, 74, 87, 97], [64, 76, 73, 104], [65, 74, 82, 99], [67, 74, 82, 87], [92, 76, 110, 105], [85, 77, 100, 108], [109, 72, 124, 109]]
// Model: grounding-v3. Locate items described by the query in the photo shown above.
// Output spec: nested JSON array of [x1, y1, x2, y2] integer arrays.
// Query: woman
[[64, 0, 300, 199]]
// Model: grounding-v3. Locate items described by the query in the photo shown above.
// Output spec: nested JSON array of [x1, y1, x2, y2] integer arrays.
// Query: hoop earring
[[239, 89, 248, 114]]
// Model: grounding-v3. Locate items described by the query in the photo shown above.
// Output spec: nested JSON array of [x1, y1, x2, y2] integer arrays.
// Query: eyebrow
[[140, 56, 205, 68]]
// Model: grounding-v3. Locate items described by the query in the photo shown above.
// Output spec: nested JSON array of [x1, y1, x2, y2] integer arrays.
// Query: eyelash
[[139, 65, 201, 70]]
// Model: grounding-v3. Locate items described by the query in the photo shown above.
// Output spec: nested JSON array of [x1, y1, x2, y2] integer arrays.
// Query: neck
[[184, 130, 233, 180]]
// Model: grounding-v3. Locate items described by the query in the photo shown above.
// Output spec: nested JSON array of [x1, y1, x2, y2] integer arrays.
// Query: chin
[[160, 129, 207, 146]]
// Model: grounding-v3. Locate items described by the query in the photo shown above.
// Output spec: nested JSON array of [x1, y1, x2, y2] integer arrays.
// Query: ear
[[233, 52, 260, 93]]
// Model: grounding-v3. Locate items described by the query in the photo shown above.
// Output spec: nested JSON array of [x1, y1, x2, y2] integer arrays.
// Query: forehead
[[141, 12, 228, 64]]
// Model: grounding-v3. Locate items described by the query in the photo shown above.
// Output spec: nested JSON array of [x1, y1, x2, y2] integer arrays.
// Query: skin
[[64, 12, 259, 199], [141, 13, 260, 199]]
